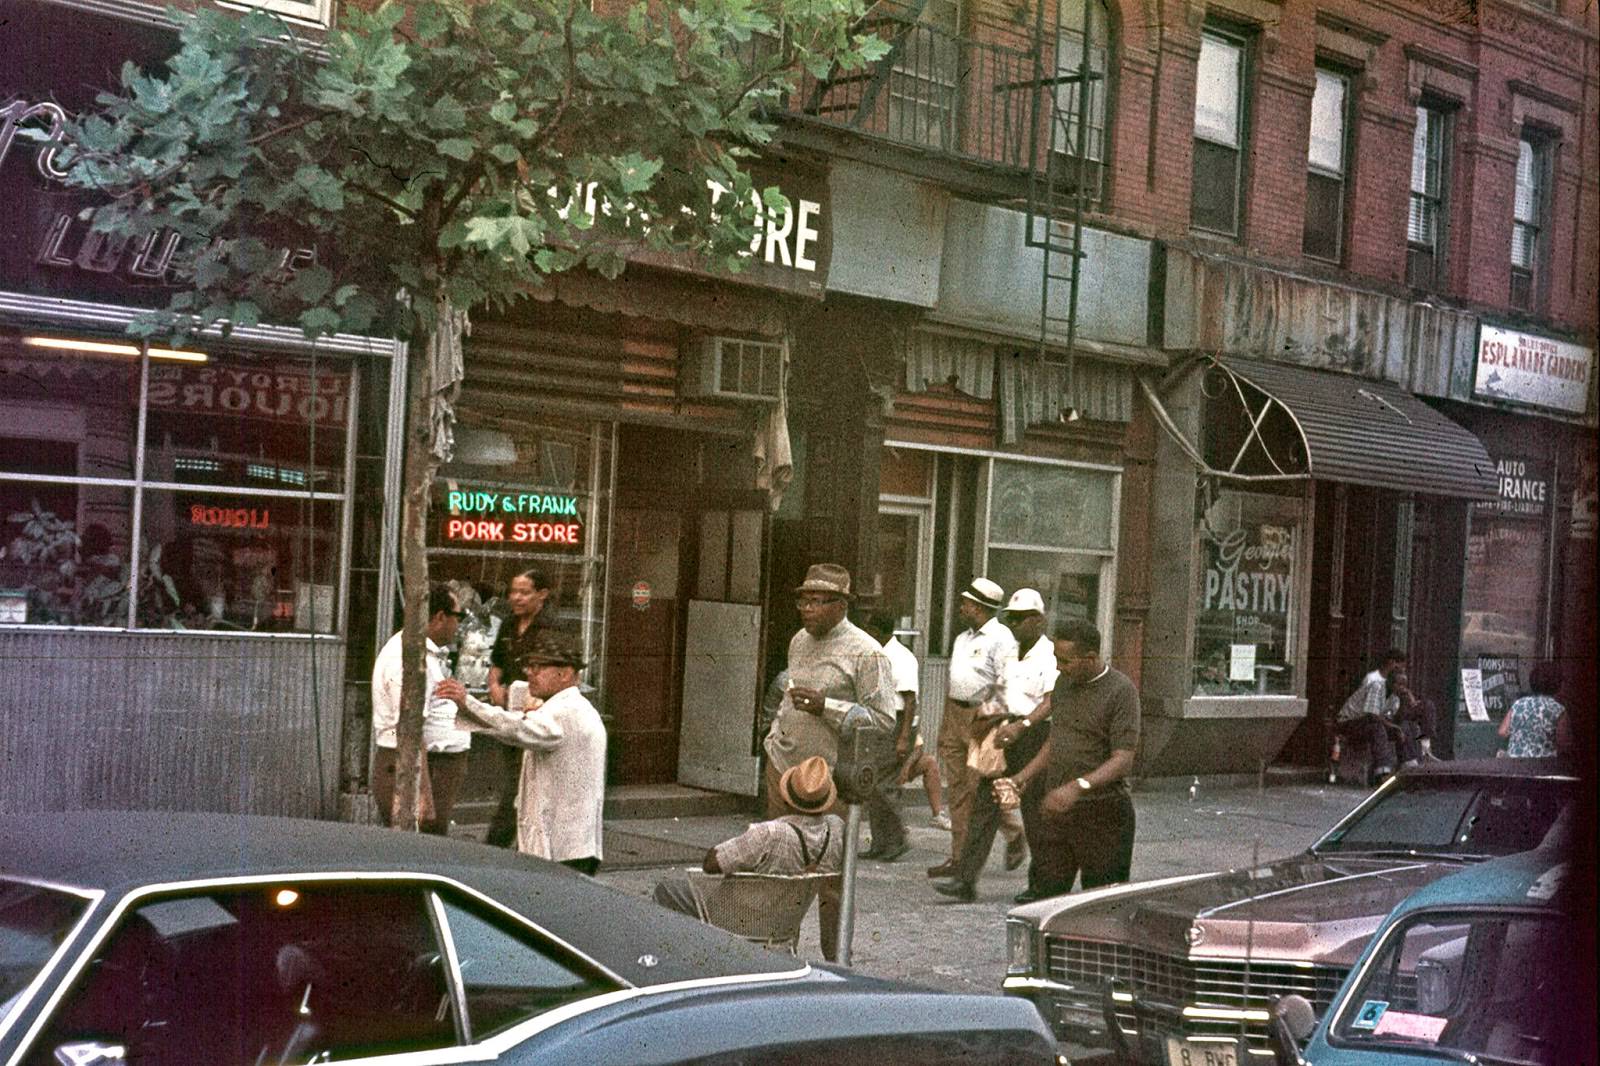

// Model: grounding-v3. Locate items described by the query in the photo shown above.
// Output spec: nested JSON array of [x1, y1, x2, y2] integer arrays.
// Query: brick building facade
[[3, 0, 1594, 814]]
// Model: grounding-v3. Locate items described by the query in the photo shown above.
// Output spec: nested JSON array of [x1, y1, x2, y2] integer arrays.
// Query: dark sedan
[[0, 811, 1058, 1066], [1000, 758, 1576, 1066]]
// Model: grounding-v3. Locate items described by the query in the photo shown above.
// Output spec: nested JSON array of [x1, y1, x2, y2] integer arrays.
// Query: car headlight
[[1006, 917, 1037, 976]]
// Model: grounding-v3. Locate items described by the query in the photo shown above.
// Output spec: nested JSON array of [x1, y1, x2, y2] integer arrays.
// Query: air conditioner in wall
[[682, 336, 784, 403]]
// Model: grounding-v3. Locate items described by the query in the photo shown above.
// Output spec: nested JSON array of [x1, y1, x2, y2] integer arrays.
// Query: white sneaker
[[930, 810, 952, 831]]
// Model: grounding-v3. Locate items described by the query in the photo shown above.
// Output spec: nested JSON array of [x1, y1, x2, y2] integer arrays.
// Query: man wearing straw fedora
[[928, 577, 1024, 880], [763, 563, 900, 849], [652, 755, 848, 959], [438, 631, 606, 875]]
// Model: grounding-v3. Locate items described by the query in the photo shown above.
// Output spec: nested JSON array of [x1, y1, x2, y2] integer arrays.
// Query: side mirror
[[1267, 994, 1316, 1066]]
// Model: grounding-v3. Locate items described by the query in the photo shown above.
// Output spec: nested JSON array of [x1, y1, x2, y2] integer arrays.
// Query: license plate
[[1164, 1037, 1239, 1066]]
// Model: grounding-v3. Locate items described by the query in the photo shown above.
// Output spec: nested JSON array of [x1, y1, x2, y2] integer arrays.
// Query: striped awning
[[1143, 356, 1498, 500], [1216, 358, 1497, 500]]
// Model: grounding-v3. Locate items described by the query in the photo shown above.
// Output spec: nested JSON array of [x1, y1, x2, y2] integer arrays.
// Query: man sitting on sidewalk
[[653, 756, 846, 960]]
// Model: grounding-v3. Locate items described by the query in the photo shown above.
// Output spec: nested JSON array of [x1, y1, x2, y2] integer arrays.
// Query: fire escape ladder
[[1023, 0, 1099, 386], [801, 0, 932, 124]]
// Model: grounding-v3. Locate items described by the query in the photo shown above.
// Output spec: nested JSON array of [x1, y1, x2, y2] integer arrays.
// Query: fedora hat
[[794, 562, 852, 598], [1005, 588, 1045, 614], [519, 631, 586, 671], [778, 755, 837, 814], [960, 577, 1004, 611]]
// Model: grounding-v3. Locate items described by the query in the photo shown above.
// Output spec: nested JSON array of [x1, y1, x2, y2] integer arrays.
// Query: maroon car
[[1001, 758, 1576, 1066]]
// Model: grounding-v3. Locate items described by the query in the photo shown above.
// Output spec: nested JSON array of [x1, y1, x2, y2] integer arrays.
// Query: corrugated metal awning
[[1217, 357, 1497, 500]]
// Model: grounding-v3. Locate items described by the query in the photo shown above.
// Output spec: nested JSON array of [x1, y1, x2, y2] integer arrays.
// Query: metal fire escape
[[1023, 0, 1100, 394]]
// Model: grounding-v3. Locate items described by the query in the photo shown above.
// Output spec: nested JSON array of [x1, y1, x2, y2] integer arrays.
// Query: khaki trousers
[[937, 700, 976, 859], [936, 704, 1023, 862]]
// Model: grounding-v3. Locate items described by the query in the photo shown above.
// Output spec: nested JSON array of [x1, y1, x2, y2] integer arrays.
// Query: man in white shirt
[[439, 631, 607, 873], [370, 584, 472, 834], [855, 611, 923, 862], [937, 589, 1057, 902], [929, 577, 1021, 879]]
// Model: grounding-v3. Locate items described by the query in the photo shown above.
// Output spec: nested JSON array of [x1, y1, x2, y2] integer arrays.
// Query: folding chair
[[684, 870, 833, 954]]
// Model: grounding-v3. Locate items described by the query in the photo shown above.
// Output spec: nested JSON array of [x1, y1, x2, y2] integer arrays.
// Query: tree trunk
[[391, 299, 444, 832]]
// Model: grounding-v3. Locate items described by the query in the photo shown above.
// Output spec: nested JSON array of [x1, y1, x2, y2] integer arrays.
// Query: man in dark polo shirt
[[1010, 618, 1139, 896]]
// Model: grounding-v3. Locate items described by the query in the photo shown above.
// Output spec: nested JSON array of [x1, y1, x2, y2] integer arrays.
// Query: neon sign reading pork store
[[440, 489, 584, 549]]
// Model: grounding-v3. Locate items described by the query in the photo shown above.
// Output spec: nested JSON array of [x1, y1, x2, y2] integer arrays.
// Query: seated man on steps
[[652, 756, 847, 960]]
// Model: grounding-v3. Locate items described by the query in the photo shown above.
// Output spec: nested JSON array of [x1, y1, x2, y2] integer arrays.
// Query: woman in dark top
[[484, 567, 556, 847]]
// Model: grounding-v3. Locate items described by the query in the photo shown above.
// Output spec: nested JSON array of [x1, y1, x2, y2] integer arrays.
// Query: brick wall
[[1087, 0, 1598, 337]]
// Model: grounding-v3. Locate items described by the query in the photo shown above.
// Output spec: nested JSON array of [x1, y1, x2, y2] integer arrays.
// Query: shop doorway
[[604, 426, 768, 787]]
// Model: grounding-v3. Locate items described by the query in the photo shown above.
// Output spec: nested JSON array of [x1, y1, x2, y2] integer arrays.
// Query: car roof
[[0, 810, 799, 988], [1387, 842, 1576, 917], [1394, 756, 1576, 781]]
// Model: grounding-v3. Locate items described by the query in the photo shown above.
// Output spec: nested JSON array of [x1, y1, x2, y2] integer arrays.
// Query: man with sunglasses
[[370, 583, 473, 834]]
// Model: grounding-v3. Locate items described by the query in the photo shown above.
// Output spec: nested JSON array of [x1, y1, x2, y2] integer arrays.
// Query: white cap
[[1005, 588, 1045, 614], [961, 577, 1005, 610]]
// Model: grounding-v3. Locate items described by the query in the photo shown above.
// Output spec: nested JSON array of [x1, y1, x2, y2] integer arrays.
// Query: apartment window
[[1302, 67, 1350, 261], [888, 0, 963, 149], [1192, 29, 1246, 236], [1053, 0, 1111, 199], [1510, 134, 1549, 311], [226, 0, 334, 26], [1407, 104, 1449, 289]]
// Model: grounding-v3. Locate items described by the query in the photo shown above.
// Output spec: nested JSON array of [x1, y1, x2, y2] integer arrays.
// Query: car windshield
[[1314, 775, 1571, 858], [0, 880, 92, 1029], [1331, 909, 1579, 1064]]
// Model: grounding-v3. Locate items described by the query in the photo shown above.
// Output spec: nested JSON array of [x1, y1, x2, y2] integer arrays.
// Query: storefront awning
[[1143, 356, 1499, 500]]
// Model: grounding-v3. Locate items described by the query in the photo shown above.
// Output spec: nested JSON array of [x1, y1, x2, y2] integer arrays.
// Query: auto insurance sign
[[1474, 324, 1594, 416]]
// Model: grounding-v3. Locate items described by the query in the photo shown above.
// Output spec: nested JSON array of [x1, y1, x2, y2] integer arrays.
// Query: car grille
[[1045, 936, 1349, 1053]]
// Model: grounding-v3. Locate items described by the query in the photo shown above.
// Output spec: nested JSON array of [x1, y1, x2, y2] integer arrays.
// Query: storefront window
[[1192, 488, 1302, 696], [1459, 452, 1550, 721], [987, 459, 1115, 637], [0, 335, 354, 633], [427, 416, 610, 689]]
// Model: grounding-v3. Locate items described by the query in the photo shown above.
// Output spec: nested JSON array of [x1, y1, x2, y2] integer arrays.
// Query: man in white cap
[[936, 588, 1056, 901], [929, 576, 1022, 879]]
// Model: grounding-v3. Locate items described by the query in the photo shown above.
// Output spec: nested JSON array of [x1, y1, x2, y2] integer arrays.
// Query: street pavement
[[593, 777, 1370, 997]]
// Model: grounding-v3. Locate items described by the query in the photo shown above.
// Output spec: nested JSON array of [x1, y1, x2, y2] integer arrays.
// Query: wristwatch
[[1075, 776, 1093, 791]]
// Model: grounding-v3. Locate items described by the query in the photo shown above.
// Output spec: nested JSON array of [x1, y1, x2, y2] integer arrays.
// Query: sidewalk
[[590, 777, 1370, 996]]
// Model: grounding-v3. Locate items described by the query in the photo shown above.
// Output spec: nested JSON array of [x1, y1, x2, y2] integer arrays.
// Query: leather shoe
[[926, 860, 958, 878], [875, 840, 911, 863], [934, 879, 977, 902], [1004, 837, 1027, 871], [1013, 889, 1043, 904]]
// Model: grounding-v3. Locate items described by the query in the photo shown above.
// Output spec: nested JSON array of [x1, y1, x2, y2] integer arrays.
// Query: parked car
[[1001, 758, 1576, 1065], [1265, 825, 1591, 1065], [1459, 610, 1537, 659], [0, 811, 1059, 1066]]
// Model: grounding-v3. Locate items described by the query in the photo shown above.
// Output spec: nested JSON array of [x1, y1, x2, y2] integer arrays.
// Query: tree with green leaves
[[45, 0, 884, 830]]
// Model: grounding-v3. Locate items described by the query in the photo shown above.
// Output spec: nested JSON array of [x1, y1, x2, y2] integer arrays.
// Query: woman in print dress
[[1499, 660, 1570, 757]]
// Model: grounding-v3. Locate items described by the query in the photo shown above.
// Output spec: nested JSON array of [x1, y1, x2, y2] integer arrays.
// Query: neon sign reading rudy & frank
[[440, 488, 584, 548]]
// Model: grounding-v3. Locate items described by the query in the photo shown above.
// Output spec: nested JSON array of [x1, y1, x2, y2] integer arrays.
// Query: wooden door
[[604, 506, 682, 783]]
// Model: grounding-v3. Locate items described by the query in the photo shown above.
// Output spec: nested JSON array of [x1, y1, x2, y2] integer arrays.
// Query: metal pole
[[836, 802, 864, 967]]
